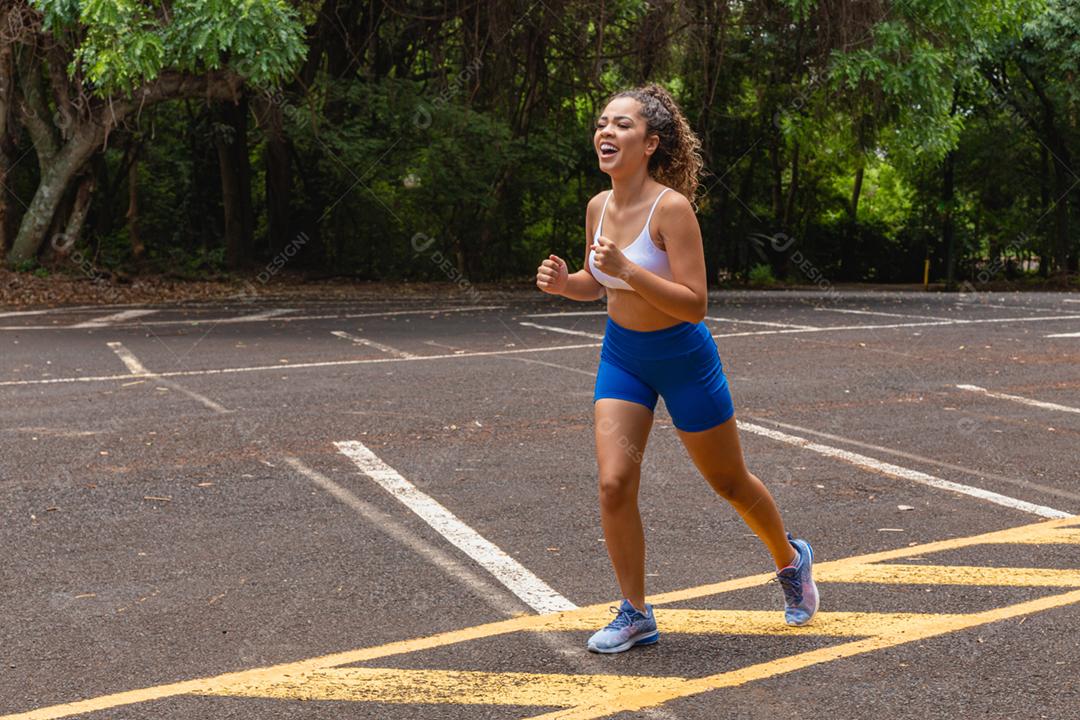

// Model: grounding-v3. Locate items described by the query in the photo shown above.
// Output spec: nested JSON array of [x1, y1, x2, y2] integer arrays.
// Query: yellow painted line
[[201, 667, 689, 706], [542, 609, 964, 637], [5, 513, 1078, 720], [646, 514, 1080, 607], [817, 563, 1080, 587], [522, 587, 1080, 719], [998, 526, 1080, 544]]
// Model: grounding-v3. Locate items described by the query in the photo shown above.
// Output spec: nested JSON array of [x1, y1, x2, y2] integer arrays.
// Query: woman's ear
[[644, 133, 660, 157]]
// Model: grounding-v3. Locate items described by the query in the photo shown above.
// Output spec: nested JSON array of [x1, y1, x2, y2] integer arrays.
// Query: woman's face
[[594, 97, 657, 176]]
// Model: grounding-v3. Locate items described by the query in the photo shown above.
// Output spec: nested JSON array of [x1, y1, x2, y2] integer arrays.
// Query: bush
[[749, 263, 776, 286]]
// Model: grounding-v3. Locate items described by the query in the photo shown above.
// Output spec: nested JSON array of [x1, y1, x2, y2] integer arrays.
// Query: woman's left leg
[[675, 414, 797, 570]]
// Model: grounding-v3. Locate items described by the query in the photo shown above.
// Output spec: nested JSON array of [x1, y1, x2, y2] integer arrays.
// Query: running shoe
[[586, 599, 659, 653], [770, 532, 819, 626]]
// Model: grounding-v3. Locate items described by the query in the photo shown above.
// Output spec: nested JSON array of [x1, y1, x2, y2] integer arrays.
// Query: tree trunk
[[943, 148, 956, 289], [127, 144, 146, 266], [850, 166, 864, 220], [214, 95, 254, 270], [63, 173, 95, 252], [0, 149, 11, 257], [257, 98, 293, 256], [6, 133, 98, 265], [1050, 143, 1071, 274]]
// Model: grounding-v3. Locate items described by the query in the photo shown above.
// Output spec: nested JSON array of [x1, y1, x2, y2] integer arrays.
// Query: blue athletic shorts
[[593, 316, 735, 432]]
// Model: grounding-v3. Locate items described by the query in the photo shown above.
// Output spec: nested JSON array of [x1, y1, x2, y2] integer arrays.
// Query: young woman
[[535, 84, 818, 654]]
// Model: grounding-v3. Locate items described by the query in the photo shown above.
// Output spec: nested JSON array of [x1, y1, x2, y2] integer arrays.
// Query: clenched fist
[[590, 235, 632, 282], [536, 254, 568, 295]]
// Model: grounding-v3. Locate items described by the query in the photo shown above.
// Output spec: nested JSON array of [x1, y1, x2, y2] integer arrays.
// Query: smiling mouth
[[599, 142, 619, 157]]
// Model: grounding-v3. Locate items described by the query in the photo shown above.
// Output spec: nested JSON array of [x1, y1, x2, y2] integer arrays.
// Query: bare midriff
[[606, 286, 687, 331]]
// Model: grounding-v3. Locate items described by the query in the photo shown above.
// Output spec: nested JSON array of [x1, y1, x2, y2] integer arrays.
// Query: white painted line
[[8, 311, 1080, 388], [107, 341, 151, 374], [0, 341, 604, 387], [0, 308, 68, 319], [521, 311, 818, 329], [72, 309, 158, 328], [331, 330, 418, 358], [1064, 299, 1080, 304], [704, 313, 1080, 339], [706, 316, 817, 330], [736, 421, 1071, 519], [814, 307, 953, 322], [956, 384, 1080, 415], [106, 342, 231, 414], [0, 305, 509, 330], [519, 321, 604, 339], [1046, 331, 1080, 338], [0, 303, 161, 318], [236, 308, 296, 322], [521, 310, 608, 318], [284, 456, 532, 619], [746, 416, 1080, 504], [335, 440, 577, 614]]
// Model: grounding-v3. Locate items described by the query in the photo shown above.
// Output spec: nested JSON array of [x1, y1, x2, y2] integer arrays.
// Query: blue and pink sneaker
[[586, 599, 659, 653], [771, 531, 819, 626]]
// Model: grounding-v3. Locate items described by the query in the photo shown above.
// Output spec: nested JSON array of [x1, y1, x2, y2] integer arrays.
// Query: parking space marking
[[330, 330, 419, 358], [737, 421, 1072, 518], [106, 342, 230, 414], [8, 311, 1080, 388], [1045, 330, 1080, 337], [814, 307, 954, 322], [6, 514, 1077, 720], [705, 316, 818, 329], [335, 440, 578, 614], [0, 305, 509, 330], [519, 322, 604, 339], [746, 416, 1080, 504], [204, 667, 690, 707], [0, 341, 603, 387], [71, 309, 158, 327], [818, 563, 1080, 586], [519, 588, 1080, 720], [537, 609, 967, 636], [521, 311, 608, 318], [957, 384, 1080, 415]]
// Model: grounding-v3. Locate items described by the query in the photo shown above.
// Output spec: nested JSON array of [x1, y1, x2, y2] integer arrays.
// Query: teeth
[[600, 143, 618, 153]]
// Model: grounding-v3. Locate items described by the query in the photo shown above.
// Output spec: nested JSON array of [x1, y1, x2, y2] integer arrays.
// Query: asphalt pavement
[[1, 288, 1078, 719]]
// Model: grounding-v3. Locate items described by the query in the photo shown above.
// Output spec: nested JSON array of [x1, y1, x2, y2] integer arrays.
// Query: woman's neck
[[608, 167, 654, 208]]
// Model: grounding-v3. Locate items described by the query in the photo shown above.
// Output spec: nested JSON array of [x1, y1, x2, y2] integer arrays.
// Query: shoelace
[[603, 604, 637, 631], [769, 571, 803, 605]]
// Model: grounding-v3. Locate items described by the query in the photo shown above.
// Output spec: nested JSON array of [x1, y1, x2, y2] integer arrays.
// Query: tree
[[2, 0, 307, 268]]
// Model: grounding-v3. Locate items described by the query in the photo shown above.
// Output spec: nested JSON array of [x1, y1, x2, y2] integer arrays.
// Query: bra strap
[[597, 190, 613, 235], [645, 187, 672, 225]]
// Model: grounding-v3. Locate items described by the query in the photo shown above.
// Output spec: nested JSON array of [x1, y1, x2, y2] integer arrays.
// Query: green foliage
[[18, 0, 1077, 283], [31, 0, 307, 96], [749, 263, 777, 286]]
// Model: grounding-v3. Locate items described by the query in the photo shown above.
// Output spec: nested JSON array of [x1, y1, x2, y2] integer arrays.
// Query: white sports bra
[[587, 188, 673, 291]]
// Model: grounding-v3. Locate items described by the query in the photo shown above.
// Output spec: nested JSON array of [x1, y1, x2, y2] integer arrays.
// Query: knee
[[705, 467, 751, 499], [598, 471, 637, 511]]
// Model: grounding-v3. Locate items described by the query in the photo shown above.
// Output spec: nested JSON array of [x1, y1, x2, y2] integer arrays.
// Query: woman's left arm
[[620, 193, 707, 323]]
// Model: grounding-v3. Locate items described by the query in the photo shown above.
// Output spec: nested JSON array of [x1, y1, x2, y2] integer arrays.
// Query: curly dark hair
[[608, 83, 705, 209]]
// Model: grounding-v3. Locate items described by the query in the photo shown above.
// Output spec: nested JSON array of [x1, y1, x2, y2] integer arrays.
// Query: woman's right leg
[[594, 397, 655, 612]]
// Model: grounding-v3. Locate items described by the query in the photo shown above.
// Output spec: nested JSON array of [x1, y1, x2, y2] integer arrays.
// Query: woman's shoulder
[[653, 185, 694, 217]]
